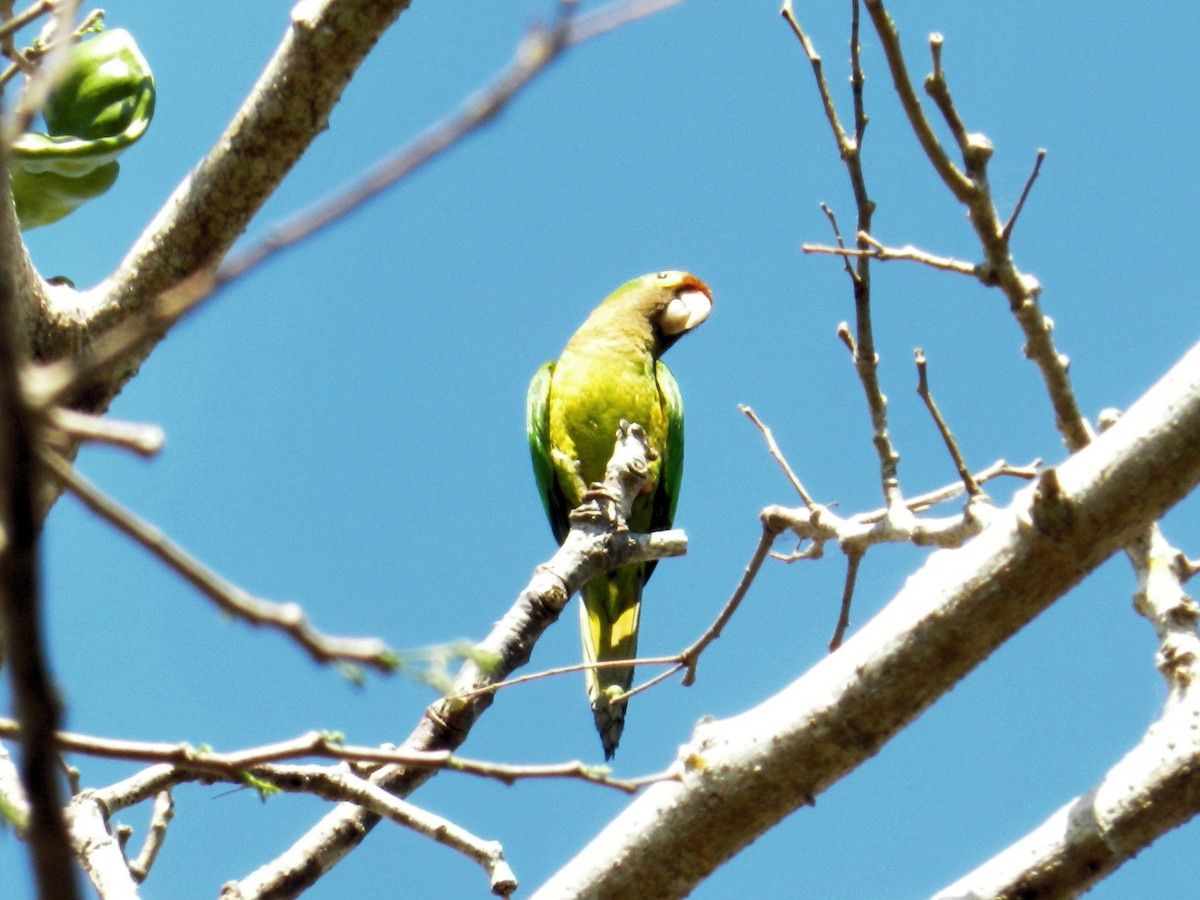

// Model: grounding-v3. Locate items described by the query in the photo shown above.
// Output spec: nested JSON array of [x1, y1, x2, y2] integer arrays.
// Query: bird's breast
[[548, 349, 664, 500]]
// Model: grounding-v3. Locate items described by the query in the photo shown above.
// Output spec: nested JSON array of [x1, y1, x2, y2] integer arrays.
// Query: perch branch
[[225, 420, 686, 897]]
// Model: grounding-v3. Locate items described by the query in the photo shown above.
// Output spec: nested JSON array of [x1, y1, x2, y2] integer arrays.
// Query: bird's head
[[637, 270, 713, 352]]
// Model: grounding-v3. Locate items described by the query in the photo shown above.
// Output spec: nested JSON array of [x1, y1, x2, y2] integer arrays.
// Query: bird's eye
[[657, 271, 669, 279]]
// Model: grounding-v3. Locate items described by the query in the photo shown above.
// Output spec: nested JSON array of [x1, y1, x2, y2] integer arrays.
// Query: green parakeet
[[526, 271, 712, 757]]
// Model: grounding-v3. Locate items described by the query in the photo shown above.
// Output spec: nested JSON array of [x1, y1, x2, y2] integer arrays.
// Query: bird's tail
[[580, 567, 643, 759]]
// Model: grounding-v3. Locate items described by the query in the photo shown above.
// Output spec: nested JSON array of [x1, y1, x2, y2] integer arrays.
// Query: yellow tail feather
[[580, 568, 643, 759]]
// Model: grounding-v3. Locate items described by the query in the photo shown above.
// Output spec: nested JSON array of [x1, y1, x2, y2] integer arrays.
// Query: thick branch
[[532, 338, 1200, 899], [0, 142, 78, 898], [938, 525, 1200, 897], [935, 690, 1200, 898]]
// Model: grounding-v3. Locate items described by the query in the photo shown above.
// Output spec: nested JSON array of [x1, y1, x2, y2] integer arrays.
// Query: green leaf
[[239, 771, 281, 802]]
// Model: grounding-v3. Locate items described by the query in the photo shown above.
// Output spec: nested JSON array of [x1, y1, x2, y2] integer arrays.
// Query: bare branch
[[861, 0, 974, 202], [0, 140, 78, 898], [46, 407, 165, 457], [915, 349, 980, 497], [923, 33, 970, 156], [784, 3, 912, 508], [676, 519, 783, 687], [862, 2, 1089, 452], [859, 459, 1038, 521], [936, 524, 1200, 900], [816, 202, 858, 283], [0, 719, 670, 795], [803, 231, 980, 277], [457, 654, 682, 703], [780, 1, 854, 159], [249, 765, 520, 896], [827, 550, 862, 651], [127, 790, 173, 883], [740, 405, 815, 507], [1002, 148, 1047, 242]]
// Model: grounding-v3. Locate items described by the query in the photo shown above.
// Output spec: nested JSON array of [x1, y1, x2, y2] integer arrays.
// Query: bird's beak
[[660, 280, 713, 336]]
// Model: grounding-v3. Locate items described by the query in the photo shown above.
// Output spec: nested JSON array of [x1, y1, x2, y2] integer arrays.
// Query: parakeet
[[526, 271, 712, 758]]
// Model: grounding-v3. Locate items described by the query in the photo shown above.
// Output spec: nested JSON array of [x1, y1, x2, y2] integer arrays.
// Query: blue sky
[[4, 1, 1200, 897]]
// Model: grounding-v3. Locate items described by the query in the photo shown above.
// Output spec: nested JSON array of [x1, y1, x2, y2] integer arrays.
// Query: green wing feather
[[643, 359, 684, 582], [526, 360, 570, 543]]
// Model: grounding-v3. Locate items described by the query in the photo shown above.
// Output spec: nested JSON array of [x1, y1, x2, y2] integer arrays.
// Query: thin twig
[[780, 1, 854, 157], [818, 203, 858, 283], [1002, 148, 1047, 242], [613, 519, 788, 701], [915, 349, 980, 496], [862, 0, 975, 202], [804, 232, 980, 277], [127, 790, 173, 883], [240, 765, 522, 896], [850, 0, 867, 149], [828, 550, 863, 651], [609, 663, 684, 705], [858, 459, 1038, 522], [0, 0, 52, 43], [788, 0, 903, 510], [923, 33, 970, 157], [46, 407, 165, 457], [678, 520, 783, 686], [0, 718, 673, 795], [740, 404, 815, 507], [456, 654, 681, 702], [41, 452, 398, 671]]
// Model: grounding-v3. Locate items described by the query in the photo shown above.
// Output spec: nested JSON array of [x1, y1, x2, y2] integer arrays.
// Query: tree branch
[[936, 525, 1200, 897], [862, 0, 1088, 452], [0, 138, 78, 899]]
